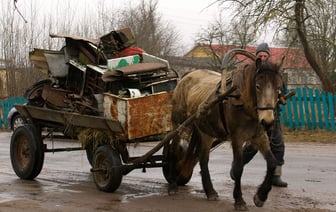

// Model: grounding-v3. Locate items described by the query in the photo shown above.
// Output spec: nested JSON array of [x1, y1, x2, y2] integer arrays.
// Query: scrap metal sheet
[[104, 92, 173, 140]]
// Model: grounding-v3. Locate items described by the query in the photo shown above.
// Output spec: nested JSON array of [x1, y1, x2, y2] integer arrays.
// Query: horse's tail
[[177, 129, 199, 178]]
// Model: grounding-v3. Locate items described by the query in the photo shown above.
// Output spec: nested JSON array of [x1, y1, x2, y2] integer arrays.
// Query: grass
[[283, 128, 336, 143]]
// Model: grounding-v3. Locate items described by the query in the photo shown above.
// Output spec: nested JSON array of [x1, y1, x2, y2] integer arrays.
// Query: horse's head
[[254, 58, 283, 126]]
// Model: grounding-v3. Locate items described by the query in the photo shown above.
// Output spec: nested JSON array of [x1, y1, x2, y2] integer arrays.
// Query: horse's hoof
[[253, 194, 265, 207], [234, 200, 248, 211], [207, 191, 219, 201], [168, 183, 178, 196]]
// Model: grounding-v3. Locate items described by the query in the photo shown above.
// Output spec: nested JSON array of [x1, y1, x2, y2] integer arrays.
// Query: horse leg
[[198, 134, 219, 201], [253, 135, 277, 207], [231, 139, 248, 211], [253, 151, 277, 207]]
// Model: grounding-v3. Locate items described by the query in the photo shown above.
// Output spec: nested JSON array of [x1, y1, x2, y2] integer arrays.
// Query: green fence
[[1, 90, 336, 131], [280, 87, 336, 131], [0, 97, 27, 129]]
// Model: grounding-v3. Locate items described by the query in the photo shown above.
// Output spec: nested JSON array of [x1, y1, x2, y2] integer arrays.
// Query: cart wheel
[[162, 140, 192, 185], [92, 145, 122, 192], [10, 124, 44, 180]]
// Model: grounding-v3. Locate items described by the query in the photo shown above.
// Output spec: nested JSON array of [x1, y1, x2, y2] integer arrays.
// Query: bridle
[[254, 67, 280, 112]]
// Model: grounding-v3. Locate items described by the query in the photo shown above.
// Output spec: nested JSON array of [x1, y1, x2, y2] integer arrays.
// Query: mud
[[0, 130, 335, 212]]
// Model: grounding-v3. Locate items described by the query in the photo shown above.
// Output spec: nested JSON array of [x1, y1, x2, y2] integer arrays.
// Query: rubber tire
[[162, 142, 192, 185], [92, 145, 122, 192], [25, 79, 52, 107], [10, 124, 44, 180], [11, 113, 27, 131]]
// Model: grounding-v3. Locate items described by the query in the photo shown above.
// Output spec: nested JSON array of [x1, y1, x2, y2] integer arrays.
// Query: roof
[[184, 44, 311, 69]]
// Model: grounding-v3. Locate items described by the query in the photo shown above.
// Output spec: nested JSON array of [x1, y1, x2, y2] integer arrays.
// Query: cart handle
[[131, 85, 238, 165]]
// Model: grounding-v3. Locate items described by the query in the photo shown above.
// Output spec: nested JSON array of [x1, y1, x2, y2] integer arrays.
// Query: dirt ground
[[0, 130, 335, 212], [283, 129, 335, 143]]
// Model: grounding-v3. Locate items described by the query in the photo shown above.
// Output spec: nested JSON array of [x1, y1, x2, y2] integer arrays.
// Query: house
[[180, 44, 321, 89]]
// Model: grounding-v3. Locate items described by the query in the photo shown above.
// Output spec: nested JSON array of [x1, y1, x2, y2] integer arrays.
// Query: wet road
[[0, 131, 335, 211]]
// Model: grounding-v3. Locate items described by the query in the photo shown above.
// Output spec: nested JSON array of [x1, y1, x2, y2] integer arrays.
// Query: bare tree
[[0, 1, 31, 97], [0, 0, 181, 97], [117, 0, 180, 57], [195, 11, 257, 71], [216, 0, 335, 93]]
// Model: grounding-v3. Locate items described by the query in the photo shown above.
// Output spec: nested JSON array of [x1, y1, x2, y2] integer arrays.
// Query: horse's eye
[[256, 83, 261, 91]]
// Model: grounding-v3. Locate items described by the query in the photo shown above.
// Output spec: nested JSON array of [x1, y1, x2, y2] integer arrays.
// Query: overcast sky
[[13, 0, 221, 49], [99, 0, 222, 48], [157, 0, 221, 48], [13, 0, 272, 51]]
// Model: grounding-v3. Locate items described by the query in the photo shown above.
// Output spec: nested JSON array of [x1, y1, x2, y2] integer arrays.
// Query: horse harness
[[215, 65, 281, 134]]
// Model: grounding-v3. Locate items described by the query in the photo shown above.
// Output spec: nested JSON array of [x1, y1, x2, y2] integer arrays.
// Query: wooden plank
[[309, 88, 317, 129], [328, 92, 335, 131], [292, 88, 300, 129], [297, 88, 305, 128], [315, 89, 323, 129], [321, 90, 329, 131], [303, 87, 311, 129]]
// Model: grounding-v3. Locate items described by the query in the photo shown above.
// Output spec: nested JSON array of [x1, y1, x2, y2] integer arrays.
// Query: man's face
[[256, 52, 270, 61]]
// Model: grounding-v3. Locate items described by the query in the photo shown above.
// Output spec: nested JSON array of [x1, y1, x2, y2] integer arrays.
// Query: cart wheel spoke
[[10, 124, 44, 180]]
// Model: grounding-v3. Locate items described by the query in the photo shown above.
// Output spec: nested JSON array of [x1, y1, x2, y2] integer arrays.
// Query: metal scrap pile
[[27, 28, 178, 116]]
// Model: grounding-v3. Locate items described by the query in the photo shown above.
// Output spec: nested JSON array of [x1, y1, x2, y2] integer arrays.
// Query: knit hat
[[256, 43, 271, 55]]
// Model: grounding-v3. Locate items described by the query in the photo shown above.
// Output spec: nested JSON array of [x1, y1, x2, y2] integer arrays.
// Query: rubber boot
[[272, 166, 288, 187]]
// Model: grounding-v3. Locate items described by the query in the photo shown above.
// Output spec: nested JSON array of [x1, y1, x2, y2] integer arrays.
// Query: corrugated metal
[[104, 92, 173, 140]]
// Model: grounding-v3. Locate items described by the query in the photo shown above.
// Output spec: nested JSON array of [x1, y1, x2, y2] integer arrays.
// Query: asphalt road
[[0, 131, 335, 212]]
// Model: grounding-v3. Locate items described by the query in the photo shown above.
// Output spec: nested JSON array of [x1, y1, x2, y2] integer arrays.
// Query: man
[[231, 43, 288, 187]]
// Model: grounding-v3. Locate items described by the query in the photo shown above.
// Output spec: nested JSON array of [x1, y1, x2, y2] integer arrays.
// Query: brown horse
[[168, 58, 283, 210]]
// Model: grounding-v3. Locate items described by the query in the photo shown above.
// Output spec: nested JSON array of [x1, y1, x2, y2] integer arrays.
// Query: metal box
[[103, 92, 173, 140]]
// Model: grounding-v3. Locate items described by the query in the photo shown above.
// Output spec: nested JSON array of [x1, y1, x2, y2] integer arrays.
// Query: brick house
[[177, 44, 321, 89]]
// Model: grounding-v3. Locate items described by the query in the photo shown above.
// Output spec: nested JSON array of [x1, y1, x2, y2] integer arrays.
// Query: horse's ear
[[256, 58, 262, 71]]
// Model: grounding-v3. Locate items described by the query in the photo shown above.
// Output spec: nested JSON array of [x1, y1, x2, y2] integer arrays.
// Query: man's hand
[[278, 90, 296, 105]]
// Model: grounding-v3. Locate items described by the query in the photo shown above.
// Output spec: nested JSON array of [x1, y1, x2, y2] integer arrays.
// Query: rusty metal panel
[[104, 92, 173, 140], [41, 85, 71, 108]]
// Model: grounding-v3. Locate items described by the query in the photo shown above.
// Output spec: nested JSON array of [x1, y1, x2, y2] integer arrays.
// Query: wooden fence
[[0, 89, 335, 132], [280, 87, 336, 131], [0, 97, 27, 129]]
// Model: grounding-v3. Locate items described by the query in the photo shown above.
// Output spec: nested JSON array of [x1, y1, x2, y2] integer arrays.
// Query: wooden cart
[[10, 31, 237, 192], [11, 88, 176, 192]]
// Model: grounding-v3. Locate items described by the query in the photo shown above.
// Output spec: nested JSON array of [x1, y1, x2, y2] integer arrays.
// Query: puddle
[[121, 192, 161, 203]]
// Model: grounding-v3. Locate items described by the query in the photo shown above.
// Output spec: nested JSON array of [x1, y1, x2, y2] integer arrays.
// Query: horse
[[167, 58, 284, 210]]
